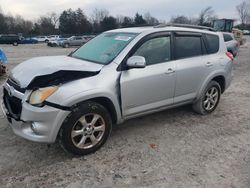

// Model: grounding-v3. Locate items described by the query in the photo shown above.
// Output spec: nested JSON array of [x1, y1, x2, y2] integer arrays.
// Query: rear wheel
[[192, 81, 221, 115], [13, 42, 18, 46], [59, 101, 112, 155]]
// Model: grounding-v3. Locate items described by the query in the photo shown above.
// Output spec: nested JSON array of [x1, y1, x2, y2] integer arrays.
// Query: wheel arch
[[212, 75, 225, 93], [196, 72, 226, 101], [74, 97, 118, 125]]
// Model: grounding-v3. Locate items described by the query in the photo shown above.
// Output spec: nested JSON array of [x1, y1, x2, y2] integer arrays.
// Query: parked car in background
[[20, 37, 38, 44], [47, 38, 69, 47], [60, 36, 89, 48], [47, 35, 60, 42], [242, 30, 250, 35], [32, 36, 49, 43], [82, 35, 96, 41], [223, 33, 239, 57], [1, 25, 234, 155], [0, 34, 21, 46]]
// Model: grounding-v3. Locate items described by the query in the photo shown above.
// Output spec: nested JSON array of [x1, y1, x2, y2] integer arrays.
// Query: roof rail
[[154, 23, 216, 32]]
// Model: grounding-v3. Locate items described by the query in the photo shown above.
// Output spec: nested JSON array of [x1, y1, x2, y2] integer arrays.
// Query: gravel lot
[[0, 37, 250, 188]]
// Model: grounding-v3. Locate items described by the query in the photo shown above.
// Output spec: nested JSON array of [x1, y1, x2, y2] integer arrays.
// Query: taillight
[[226, 52, 234, 61]]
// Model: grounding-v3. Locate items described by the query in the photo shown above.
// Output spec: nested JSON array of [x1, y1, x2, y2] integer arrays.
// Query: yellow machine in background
[[232, 28, 245, 45], [213, 19, 245, 45]]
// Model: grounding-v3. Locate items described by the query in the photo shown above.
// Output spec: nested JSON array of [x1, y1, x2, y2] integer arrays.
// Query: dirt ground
[[0, 38, 250, 188]]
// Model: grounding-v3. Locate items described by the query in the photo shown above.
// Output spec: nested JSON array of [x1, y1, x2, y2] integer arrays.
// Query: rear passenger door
[[173, 32, 209, 103]]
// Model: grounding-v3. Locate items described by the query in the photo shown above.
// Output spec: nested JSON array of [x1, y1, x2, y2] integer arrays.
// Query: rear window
[[205, 34, 219, 54], [174, 36, 203, 59], [223, 34, 233, 42]]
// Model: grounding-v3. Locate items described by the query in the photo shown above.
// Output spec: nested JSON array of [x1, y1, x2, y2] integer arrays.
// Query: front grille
[[7, 78, 25, 93], [3, 88, 22, 119]]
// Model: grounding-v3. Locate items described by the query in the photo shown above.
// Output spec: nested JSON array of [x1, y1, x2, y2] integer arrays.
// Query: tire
[[63, 43, 69, 48], [45, 40, 49, 43], [59, 101, 112, 155], [192, 81, 221, 115], [13, 42, 18, 46]]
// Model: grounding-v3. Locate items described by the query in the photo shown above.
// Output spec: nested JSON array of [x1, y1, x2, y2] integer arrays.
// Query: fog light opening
[[31, 122, 37, 133]]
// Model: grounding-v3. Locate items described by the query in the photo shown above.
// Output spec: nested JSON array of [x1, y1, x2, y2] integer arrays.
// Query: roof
[[107, 25, 218, 35]]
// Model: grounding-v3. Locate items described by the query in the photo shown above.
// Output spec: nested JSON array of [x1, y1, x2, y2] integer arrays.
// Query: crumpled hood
[[10, 56, 104, 88]]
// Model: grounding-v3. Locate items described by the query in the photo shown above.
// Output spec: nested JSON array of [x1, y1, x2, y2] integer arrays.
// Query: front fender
[[60, 88, 122, 123], [46, 89, 122, 143]]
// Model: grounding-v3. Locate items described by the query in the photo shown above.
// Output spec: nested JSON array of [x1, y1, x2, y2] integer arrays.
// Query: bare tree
[[91, 8, 109, 24], [116, 15, 125, 27], [144, 12, 159, 25], [37, 16, 56, 34], [170, 15, 191, 24], [198, 6, 215, 26], [236, 1, 250, 25], [49, 12, 59, 28]]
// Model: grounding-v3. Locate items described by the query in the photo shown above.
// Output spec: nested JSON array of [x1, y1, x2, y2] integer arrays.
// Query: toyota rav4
[[1, 24, 234, 155]]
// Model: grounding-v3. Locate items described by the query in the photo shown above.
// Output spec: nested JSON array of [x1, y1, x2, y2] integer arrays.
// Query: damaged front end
[[26, 70, 99, 90], [3, 70, 100, 121], [1, 55, 106, 143]]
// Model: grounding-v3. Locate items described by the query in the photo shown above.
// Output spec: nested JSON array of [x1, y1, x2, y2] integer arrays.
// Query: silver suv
[[61, 36, 89, 48], [1, 25, 234, 155]]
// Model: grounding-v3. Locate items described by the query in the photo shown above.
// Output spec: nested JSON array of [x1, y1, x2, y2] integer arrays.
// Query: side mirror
[[126, 56, 146, 68]]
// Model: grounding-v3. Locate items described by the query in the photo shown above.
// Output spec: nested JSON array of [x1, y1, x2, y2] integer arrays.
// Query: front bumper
[[1, 99, 70, 143], [1, 82, 70, 143]]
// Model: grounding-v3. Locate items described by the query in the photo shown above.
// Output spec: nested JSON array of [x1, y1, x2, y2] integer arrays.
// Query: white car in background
[[32, 36, 49, 43], [223, 33, 239, 57], [47, 37, 71, 47], [47, 35, 60, 42]]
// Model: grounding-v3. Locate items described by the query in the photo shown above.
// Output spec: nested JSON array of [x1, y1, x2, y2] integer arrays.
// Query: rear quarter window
[[205, 34, 219, 54], [223, 34, 233, 42]]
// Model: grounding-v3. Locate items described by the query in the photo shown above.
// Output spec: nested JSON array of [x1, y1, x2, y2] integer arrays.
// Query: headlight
[[29, 86, 58, 106]]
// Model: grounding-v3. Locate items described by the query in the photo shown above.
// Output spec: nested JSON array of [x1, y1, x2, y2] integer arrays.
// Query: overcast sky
[[0, 0, 243, 21]]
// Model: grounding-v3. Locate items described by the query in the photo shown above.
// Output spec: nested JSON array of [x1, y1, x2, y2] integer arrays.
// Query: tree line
[[0, 8, 159, 36], [0, 1, 249, 36]]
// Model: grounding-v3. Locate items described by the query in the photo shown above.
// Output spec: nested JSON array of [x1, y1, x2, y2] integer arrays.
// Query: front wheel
[[59, 101, 112, 155], [192, 81, 221, 115]]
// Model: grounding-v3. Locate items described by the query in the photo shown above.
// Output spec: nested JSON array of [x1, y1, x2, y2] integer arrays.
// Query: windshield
[[213, 20, 225, 31], [71, 32, 138, 64]]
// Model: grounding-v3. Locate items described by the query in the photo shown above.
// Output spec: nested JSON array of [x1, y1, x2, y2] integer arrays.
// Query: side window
[[133, 36, 171, 65], [223, 34, 233, 42], [205, 34, 219, 54], [174, 36, 203, 59]]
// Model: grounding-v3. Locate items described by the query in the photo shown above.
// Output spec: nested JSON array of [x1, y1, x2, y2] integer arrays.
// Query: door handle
[[206, 62, 213, 67], [165, 68, 175, 74]]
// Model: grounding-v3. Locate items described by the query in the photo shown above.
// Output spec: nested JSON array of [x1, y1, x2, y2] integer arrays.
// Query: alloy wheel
[[71, 113, 106, 149], [203, 87, 219, 111]]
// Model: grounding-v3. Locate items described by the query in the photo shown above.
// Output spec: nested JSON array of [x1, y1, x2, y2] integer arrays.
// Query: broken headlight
[[29, 86, 58, 106]]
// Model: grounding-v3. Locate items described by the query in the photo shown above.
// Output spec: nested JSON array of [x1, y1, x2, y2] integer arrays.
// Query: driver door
[[120, 34, 176, 117]]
